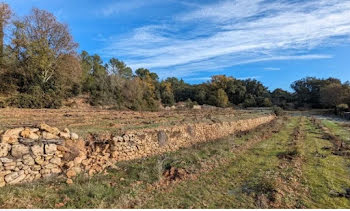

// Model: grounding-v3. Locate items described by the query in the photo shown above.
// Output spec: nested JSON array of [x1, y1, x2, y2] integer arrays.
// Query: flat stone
[[42, 132, 59, 140], [4, 172, 18, 183], [7, 173, 25, 184], [32, 165, 41, 171], [39, 123, 60, 135], [19, 138, 36, 145], [40, 169, 51, 175], [59, 132, 70, 139], [44, 163, 57, 169], [20, 129, 39, 140], [44, 139, 64, 145], [0, 158, 13, 163]]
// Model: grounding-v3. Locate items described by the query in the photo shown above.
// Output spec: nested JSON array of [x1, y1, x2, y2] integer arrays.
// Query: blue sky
[[4, 0, 350, 90]]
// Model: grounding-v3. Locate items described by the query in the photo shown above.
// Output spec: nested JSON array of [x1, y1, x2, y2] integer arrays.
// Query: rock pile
[[0, 123, 79, 187], [0, 115, 275, 187]]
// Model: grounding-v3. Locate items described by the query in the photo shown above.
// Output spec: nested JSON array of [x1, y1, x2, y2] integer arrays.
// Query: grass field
[[0, 107, 270, 137], [1, 112, 350, 208]]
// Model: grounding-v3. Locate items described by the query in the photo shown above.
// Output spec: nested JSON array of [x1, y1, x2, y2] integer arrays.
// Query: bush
[[185, 98, 198, 109], [335, 104, 349, 114], [7, 94, 43, 108], [272, 106, 284, 116], [262, 98, 273, 107], [6, 92, 63, 109], [0, 99, 7, 108]]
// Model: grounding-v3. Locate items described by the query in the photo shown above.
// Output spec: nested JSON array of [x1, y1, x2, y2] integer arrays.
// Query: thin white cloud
[[153, 54, 332, 79], [99, 0, 161, 16], [264, 67, 280, 71], [185, 77, 212, 82], [99, 0, 350, 76]]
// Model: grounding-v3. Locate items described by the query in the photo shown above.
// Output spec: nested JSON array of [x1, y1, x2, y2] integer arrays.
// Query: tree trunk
[[0, 21, 3, 67]]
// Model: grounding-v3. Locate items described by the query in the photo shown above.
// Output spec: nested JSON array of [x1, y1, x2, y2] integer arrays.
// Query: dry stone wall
[[0, 115, 275, 186]]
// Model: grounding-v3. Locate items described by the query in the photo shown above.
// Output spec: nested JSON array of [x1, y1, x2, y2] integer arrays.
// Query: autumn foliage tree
[[0, 7, 81, 108]]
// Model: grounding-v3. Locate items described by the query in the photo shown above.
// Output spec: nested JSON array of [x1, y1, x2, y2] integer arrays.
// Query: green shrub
[[272, 106, 284, 116], [6, 92, 63, 109], [7, 94, 43, 108], [262, 98, 273, 107], [335, 104, 349, 115], [0, 99, 7, 108], [185, 98, 198, 109]]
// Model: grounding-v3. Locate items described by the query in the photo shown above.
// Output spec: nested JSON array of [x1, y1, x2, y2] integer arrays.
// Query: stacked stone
[[0, 115, 275, 186], [0, 123, 79, 187]]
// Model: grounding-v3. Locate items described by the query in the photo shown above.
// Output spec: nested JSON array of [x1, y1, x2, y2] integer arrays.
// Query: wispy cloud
[[98, 0, 160, 16], [184, 77, 212, 82], [264, 67, 280, 71], [99, 0, 350, 77]]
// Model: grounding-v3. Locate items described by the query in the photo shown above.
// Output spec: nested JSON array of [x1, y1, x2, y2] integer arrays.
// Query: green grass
[[300, 119, 350, 208], [321, 120, 350, 144], [137, 117, 298, 208]]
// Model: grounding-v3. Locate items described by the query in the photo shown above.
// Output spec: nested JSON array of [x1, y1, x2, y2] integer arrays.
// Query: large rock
[[9, 173, 26, 184], [45, 144, 57, 155], [31, 145, 44, 156], [1, 128, 24, 144], [0, 143, 10, 157], [59, 131, 70, 139], [157, 130, 168, 146], [11, 144, 29, 158], [66, 169, 76, 178], [20, 129, 39, 140], [51, 167, 61, 174], [2, 128, 24, 137], [70, 133, 79, 140], [39, 123, 60, 135], [50, 157, 61, 166], [4, 172, 18, 183], [22, 154, 35, 166], [0, 157, 13, 163]]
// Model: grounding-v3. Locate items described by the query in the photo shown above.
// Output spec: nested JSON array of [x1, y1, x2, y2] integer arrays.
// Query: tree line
[[0, 4, 349, 112]]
